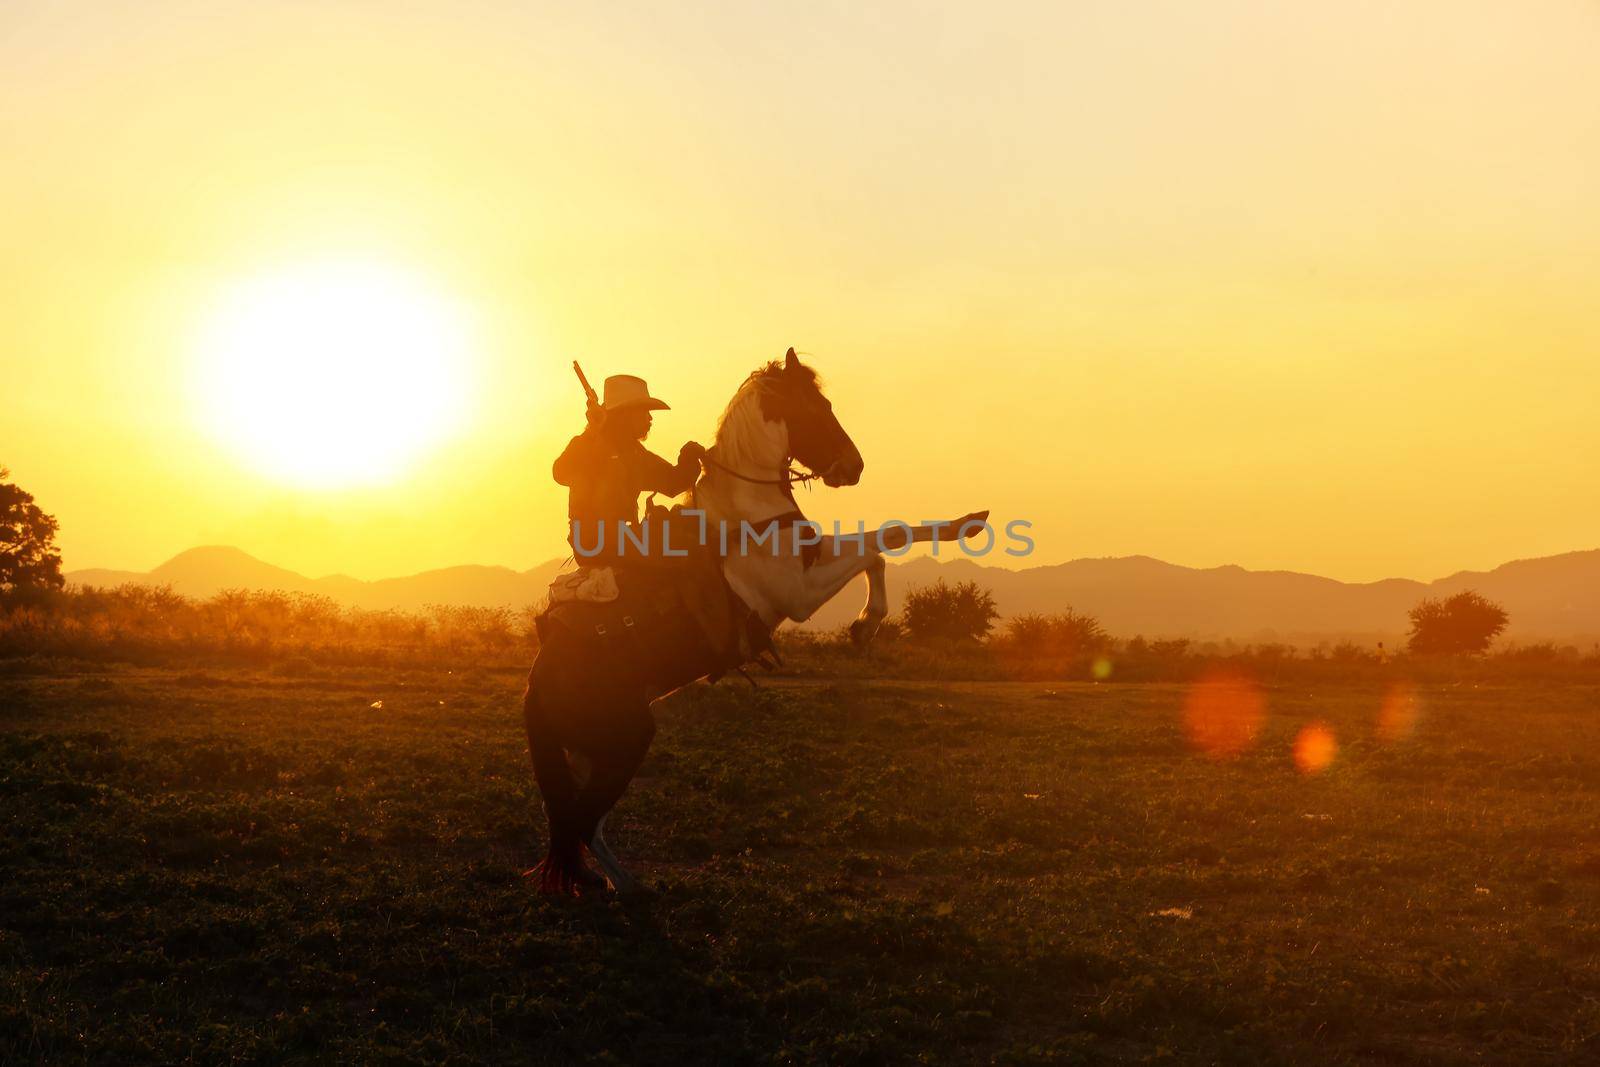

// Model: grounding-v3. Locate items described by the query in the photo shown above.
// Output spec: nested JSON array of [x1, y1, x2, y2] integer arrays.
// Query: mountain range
[[66, 545, 1600, 645], [68, 548, 569, 617]]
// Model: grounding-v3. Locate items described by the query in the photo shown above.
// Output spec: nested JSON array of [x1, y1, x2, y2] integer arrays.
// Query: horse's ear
[[784, 346, 799, 372]]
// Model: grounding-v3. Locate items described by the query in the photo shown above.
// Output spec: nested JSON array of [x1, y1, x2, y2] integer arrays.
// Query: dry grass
[[0, 585, 537, 668], [4, 656, 1600, 1062]]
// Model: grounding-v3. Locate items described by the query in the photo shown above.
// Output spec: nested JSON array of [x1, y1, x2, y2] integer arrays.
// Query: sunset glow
[[6, 2, 1600, 583], [191, 262, 474, 489], [8, 5, 1600, 1057]]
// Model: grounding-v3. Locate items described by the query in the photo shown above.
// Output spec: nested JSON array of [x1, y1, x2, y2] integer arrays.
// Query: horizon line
[[62, 542, 1600, 591]]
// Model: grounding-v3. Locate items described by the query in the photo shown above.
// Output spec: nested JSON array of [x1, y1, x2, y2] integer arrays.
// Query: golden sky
[[5, 1, 1598, 582]]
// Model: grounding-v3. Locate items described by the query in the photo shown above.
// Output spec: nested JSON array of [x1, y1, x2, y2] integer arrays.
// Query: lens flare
[[1293, 723, 1338, 774], [1377, 682, 1422, 743], [1182, 672, 1265, 759], [1092, 657, 1114, 680]]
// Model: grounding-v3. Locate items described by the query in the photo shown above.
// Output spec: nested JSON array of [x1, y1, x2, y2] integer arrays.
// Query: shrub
[[0, 584, 539, 667], [900, 580, 998, 643], [1004, 610, 1108, 657], [1497, 642, 1576, 664]]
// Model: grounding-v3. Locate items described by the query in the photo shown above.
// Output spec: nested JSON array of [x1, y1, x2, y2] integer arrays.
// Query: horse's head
[[759, 348, 864, 487]]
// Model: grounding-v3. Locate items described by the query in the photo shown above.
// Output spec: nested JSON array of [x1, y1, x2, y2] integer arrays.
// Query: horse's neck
[[695, 376, 879, 631], [695, 386, 793, 525], [696, 476, 791, 528]]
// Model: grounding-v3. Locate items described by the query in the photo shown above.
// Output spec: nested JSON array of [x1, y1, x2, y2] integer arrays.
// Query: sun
[[193, 260, 475, 488]]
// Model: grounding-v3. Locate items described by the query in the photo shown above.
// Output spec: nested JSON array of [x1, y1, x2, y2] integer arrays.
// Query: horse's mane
[[712, 360, 822, 472]]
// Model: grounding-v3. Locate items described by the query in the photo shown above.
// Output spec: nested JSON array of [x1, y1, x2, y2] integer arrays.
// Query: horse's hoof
[[849, 619, 876, 648], [524, 857, 606, 897]]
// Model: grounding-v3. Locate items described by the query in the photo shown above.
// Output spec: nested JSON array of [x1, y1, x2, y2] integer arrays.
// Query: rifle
[[572, 361, 599, 409]]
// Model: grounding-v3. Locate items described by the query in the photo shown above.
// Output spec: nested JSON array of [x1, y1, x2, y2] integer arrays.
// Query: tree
[[901, 579, 998, 643], [1407, 590, 1508, 655], [0, 467, 65, 600]]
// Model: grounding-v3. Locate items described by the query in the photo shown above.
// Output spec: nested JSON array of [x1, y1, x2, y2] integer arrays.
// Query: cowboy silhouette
[[553, 374, 705, 563]]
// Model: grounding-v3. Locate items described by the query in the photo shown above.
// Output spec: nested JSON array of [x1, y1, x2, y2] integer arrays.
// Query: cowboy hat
[[601, 374, 670, 412]]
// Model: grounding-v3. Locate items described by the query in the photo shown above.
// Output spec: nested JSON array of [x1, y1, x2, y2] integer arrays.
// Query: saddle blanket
[[546, 566, 620, 605]]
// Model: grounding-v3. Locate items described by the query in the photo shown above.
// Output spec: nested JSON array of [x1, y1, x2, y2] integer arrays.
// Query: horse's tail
[[522, 675, 587, 894]]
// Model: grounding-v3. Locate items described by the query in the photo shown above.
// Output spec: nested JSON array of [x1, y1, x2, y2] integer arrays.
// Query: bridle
[[699, 450, 824, 488], [698, 448, 825, 557], [697, 418, 844, 569]]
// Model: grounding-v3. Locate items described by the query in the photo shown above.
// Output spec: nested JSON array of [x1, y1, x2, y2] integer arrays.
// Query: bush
[[1407, 590, 1509, 656], [1497, 642, 1578, 665], [0, 584, 539, 667], [1003, 610, 1108, 657], [1328, 641, 1377, 663], [900, 580, 998, 643], [1148, 638, 1192, 659]]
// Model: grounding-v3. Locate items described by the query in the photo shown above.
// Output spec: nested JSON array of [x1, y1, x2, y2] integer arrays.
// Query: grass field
[[4, 658, 1600, 1063]]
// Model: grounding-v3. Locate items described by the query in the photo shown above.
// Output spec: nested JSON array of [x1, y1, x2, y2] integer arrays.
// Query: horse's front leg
[[723, 536, 886, 641], [848, 553, 887, 647], [833, 514, 987, 645], [786, 538, 888, 645]]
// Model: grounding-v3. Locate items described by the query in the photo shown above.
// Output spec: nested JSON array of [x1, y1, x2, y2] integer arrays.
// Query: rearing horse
[[522, 348, 985, 894]]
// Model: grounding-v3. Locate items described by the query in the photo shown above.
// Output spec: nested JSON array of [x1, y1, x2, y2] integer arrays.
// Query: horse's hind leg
[[573, 700, 656, 894], [587, 815, 633, 893]]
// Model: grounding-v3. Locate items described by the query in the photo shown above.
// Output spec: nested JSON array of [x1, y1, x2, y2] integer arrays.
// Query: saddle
[[536, 504, 773, 688]]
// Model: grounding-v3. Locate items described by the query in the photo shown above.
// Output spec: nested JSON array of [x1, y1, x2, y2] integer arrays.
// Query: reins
[[698, 450, 820, 565], [699, 452, 822, 488]]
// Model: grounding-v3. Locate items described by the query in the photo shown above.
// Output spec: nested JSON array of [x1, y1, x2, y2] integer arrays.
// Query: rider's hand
[[585, 400, 606, 428], [679, 441, 707, 464]]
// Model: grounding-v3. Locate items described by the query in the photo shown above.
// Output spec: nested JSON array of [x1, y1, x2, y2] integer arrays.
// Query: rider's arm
[[552, 426, 607, 487], [638, 443, 702, 497]]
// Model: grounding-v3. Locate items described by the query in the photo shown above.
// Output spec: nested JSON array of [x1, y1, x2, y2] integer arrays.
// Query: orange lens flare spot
[[1182, 672, 1265, 759], [1293, 723, 1338, 774], [1377, 682, 1421, 743]]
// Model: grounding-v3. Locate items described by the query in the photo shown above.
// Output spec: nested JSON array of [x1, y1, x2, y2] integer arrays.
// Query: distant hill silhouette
[[69, 546, 567, 613], [798, 551, 1600, 644], [66, 546, 1600, 644]]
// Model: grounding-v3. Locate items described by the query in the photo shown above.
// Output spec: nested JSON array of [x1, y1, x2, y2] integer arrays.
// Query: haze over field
[[67, 544, 1600, 644], [6, 1, 1600, 585]]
